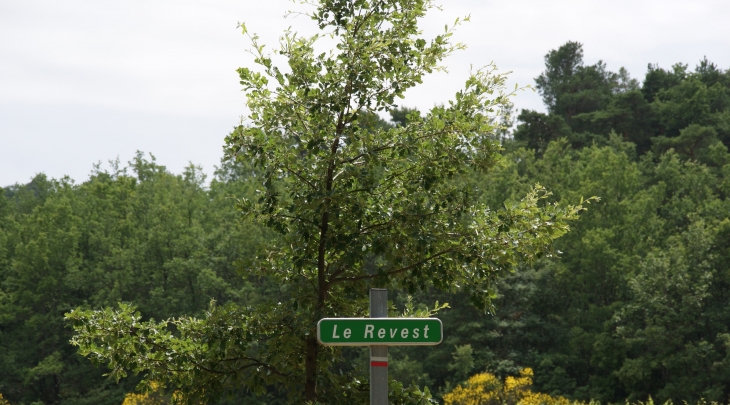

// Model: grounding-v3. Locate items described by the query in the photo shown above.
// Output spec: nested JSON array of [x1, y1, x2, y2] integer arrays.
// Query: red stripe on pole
[[370, 361, 388, 367]]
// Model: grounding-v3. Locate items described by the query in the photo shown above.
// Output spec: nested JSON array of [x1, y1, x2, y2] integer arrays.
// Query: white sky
[[1, 0, 729, 187]]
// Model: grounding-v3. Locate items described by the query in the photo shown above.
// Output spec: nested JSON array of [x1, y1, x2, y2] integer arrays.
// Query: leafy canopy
[[67, 1, 591, 403]]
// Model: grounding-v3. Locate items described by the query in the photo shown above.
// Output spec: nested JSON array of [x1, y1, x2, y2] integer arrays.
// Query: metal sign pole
[[370, 288, 388, 405]]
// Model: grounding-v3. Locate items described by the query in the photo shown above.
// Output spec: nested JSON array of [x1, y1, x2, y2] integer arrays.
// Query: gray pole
[[370, 288, 388, 405]]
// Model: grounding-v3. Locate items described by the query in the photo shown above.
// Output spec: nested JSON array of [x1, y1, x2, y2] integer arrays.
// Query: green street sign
[[317, 318, 443, 346]]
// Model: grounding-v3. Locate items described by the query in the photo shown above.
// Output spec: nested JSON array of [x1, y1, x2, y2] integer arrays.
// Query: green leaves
[[222, 0, 589, 400], [0, 155, 274, 403], [65, 2, 591, 403], [66, 301, 296, 403]]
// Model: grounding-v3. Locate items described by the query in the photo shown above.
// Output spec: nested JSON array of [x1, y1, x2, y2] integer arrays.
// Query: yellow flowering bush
[[122, 381, 169, 405], [117, 370, 729, 405], [443, 370, 729, 405], [519, 391, 573, 405], [0, 393, 10, 405], [442, 372, 503, 405], [443, 368, 576, 405]]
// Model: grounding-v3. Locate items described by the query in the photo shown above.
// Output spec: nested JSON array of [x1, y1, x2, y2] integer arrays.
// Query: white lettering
[[378, 328, 386, 339], [413, 328, 420, 338], [344, 328, 351, 339], [365, 325, 374, 338], [424, 325, 429, 338], [390, 328, 397, 338], [401, 328, 409, 338], [332, 325, 340, 339]]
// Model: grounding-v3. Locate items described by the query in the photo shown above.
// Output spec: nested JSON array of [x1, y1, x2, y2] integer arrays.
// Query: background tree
[[0, 155, 269, 404]]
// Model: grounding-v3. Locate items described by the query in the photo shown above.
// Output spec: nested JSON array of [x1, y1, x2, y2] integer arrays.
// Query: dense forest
[[2, 39, 730, 404]]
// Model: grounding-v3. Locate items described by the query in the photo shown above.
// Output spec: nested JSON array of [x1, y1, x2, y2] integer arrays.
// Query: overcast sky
[[1, 0, 729, 187]]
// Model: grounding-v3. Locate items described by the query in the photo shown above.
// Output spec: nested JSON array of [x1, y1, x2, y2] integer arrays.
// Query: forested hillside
[[0, 157, 276, 404], [482, 42, 730, 404], [2, 41, 730, 404]]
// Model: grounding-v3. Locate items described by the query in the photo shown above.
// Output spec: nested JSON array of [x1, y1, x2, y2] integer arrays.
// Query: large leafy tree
[[67, 1, 589, 403]]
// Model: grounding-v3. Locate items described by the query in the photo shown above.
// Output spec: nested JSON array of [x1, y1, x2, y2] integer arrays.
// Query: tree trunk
[[304, 336, 319, 401], [304, 135, 339, 401]]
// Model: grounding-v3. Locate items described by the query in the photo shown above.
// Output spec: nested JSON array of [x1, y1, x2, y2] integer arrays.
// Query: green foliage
[[515, 42, 730, 156], [513, 110, 573, 154], [3, 22, 730, 405], [448, 137, 730, 403], [535, 41, 619, 119], [448, 345, 476, 383], [66, 1, 588, 403], [0, 155, 268, 404], [67, 301, 292, 402]]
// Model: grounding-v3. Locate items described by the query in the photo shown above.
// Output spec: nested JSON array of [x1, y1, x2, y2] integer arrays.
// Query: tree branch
[[330, 249, 455, 283], [282, 163, 317, 189]]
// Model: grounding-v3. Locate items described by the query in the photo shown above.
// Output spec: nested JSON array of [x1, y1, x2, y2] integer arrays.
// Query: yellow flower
[[443, 367, 580, 405], [443, 372, 502, 405], [122, 381, 168, 405]]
